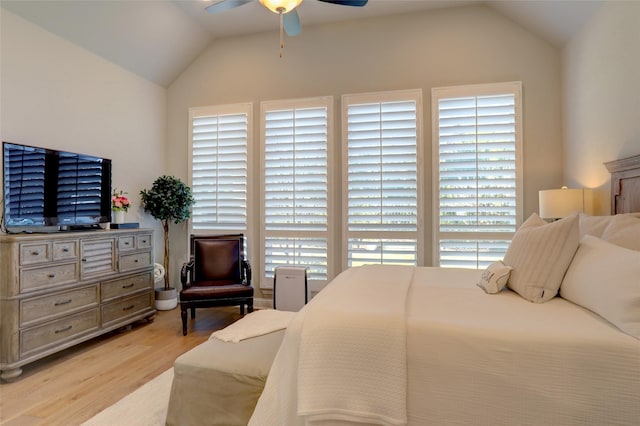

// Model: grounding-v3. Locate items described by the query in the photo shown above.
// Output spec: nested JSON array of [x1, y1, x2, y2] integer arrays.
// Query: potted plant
[[111, 188, 131, 224], [140, 175, 195, 310]]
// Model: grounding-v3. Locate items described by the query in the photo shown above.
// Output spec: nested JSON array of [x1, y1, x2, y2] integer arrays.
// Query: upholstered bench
[[165, 310, 293, 426]]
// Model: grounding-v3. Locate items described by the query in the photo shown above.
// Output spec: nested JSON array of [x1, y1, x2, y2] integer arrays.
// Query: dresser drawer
[[119, 251, 152, 273], [20, 263, 78, 293], [101, 272, 152, 302], [20, 286, 99, 327], [20, 242, 51, 266], [136, 234, 152, 250], [53, 240, 78, 261], [21, 309, 99, 356], [101, 292, 153, 326], [118, 236, 136, 252]]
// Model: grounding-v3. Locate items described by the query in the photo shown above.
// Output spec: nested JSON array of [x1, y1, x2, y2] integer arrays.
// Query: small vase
[[112, 210, 125, 224]]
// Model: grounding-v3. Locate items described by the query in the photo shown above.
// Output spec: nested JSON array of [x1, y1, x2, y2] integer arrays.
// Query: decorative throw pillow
[[601, 214, 640, 251], [504, 213, 579, 303], [477, 261, 512, 294], [560, 235, 640, 340]]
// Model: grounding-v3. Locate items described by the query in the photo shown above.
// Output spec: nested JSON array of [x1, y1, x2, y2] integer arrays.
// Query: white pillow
[[504, 213, 579, 303], [477, 261, 512, 294], [561, 235, 640, 340], [578, 213, 611, 238], [601, 214, 640, 251], [578, 212, 640, 240]]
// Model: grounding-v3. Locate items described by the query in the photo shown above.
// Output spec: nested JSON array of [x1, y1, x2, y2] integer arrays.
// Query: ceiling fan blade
[[316, 0, 368, 6], [283, 10, 301, 36], [205, 0, 254, 14]]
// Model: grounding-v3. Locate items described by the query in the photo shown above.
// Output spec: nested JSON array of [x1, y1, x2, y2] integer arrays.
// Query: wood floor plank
[[0, 307, 242, 425]]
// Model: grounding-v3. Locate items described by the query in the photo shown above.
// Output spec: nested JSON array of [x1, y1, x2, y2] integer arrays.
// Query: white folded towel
[[210, 309, 296, 343]]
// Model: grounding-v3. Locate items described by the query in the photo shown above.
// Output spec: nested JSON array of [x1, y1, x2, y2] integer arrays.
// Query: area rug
[[81, 368, 173, 426]]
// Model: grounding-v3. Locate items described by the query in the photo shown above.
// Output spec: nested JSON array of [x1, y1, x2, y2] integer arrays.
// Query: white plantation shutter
[[261, 98, 332, 282], [432, 82, 523, 268], [343, 90, 423, 268], [189, 104, 251, 232]]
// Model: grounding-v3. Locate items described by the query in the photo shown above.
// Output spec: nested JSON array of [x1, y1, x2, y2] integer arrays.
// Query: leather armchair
[[180, 234, 253, 335]]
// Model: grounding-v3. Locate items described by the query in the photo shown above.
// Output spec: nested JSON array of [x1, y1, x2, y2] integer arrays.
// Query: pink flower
[[112, 189, 131, 212]]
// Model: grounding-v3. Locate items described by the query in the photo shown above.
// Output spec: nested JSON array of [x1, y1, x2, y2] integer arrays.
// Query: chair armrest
[[242, 259, 252, 286], [181, 258, 195, 288]]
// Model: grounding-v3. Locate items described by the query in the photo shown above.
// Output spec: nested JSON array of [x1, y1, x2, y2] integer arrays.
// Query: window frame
[[259, 96, 335, 291], [431, 81, 523, 268], [341, 89, 424, 270], [187, 102, 254, 244]]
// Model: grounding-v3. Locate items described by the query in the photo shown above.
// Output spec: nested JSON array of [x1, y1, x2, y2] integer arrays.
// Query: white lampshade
[[538, 187, 593, 220], [259, 0, 302, 13]]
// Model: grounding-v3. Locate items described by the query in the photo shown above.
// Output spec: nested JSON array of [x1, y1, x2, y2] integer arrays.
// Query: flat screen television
[[2, 142, 112, 233]]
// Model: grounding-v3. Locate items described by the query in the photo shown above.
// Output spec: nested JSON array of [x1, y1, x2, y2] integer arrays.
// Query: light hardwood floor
[[0, 307, 242, 426]]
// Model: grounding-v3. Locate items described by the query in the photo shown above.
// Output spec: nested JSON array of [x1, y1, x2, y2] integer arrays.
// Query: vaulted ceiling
[[1, 0, 604, 87]]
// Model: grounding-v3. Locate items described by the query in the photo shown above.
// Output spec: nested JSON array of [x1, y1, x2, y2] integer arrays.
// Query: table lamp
[[539, 186, 592, 220]]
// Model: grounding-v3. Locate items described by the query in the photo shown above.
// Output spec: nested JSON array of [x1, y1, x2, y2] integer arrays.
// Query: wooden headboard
[[605, 154, 640, 214]]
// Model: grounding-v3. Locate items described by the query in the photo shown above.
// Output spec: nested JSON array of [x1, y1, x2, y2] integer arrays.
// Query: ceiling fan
[[205, 0, 369, 56]]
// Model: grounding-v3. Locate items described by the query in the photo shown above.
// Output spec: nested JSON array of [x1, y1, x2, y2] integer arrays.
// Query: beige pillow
[[560, 235, 640, 340], [504, 213, 579, 303], [477, 261, 512, 294], [579, 213, 640, 241], [578, 213, 611, 238], [601, 214, 640, 251]]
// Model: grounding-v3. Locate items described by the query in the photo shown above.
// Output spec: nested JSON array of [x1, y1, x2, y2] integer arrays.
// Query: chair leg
[[240, 303, 245, 316], [190, 307, 196, 319], [181, 306, 188, 336], [248, 300, 254, 313]]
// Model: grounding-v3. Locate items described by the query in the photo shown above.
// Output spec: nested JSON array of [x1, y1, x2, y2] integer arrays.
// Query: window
[[432, 82, 523, 268], [342, 90, 423, 268], [261, 97, 333, 284], [188, 103, 251, 234]]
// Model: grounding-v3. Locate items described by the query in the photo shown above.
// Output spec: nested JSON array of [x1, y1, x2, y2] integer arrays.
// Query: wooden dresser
[[0, 228, 156, 381]]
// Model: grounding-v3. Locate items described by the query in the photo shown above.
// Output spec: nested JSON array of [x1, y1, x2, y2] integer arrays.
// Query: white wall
[[563, 1, 640, 214], [167, 4, 563, 290], [1, 10, 167, 266]]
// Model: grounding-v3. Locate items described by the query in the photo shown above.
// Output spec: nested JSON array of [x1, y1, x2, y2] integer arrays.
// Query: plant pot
[[112, 210, 125, 224], [155, 287, 177, 311]]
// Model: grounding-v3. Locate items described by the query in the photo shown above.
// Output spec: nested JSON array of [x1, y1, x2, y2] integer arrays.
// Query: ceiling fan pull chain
[[279, 11, 284, 58]]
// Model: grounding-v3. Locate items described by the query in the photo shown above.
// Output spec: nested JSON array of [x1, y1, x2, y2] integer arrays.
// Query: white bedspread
[[298, 265, 413, 425], [250, 266, 640, 426], [250, 265, 414, 426]]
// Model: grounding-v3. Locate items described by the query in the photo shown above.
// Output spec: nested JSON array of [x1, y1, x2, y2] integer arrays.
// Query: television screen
[[2, 142, 112, 233]]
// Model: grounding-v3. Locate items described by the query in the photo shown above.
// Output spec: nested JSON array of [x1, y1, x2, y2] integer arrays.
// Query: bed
[[167, 155, 640, 426], [247, 155, 640, 426]]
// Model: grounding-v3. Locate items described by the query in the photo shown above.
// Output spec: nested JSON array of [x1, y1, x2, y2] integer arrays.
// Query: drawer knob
[[142, 240, 147, 243], [32, 251, 40, 256], [55, 325, 73, 334], [54, 299, 72, 306], [63, 248, 70, 252], [125, 242, 130, 245], [122, 305, 135, 311], [48, 274, 56, 279], [123, 283, 135, 289], [134, 259, 139, 263], [82, 258, 87, 262]]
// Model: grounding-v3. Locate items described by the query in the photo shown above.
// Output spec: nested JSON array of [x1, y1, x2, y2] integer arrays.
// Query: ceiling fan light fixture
[[259, 0, 302, 14]]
